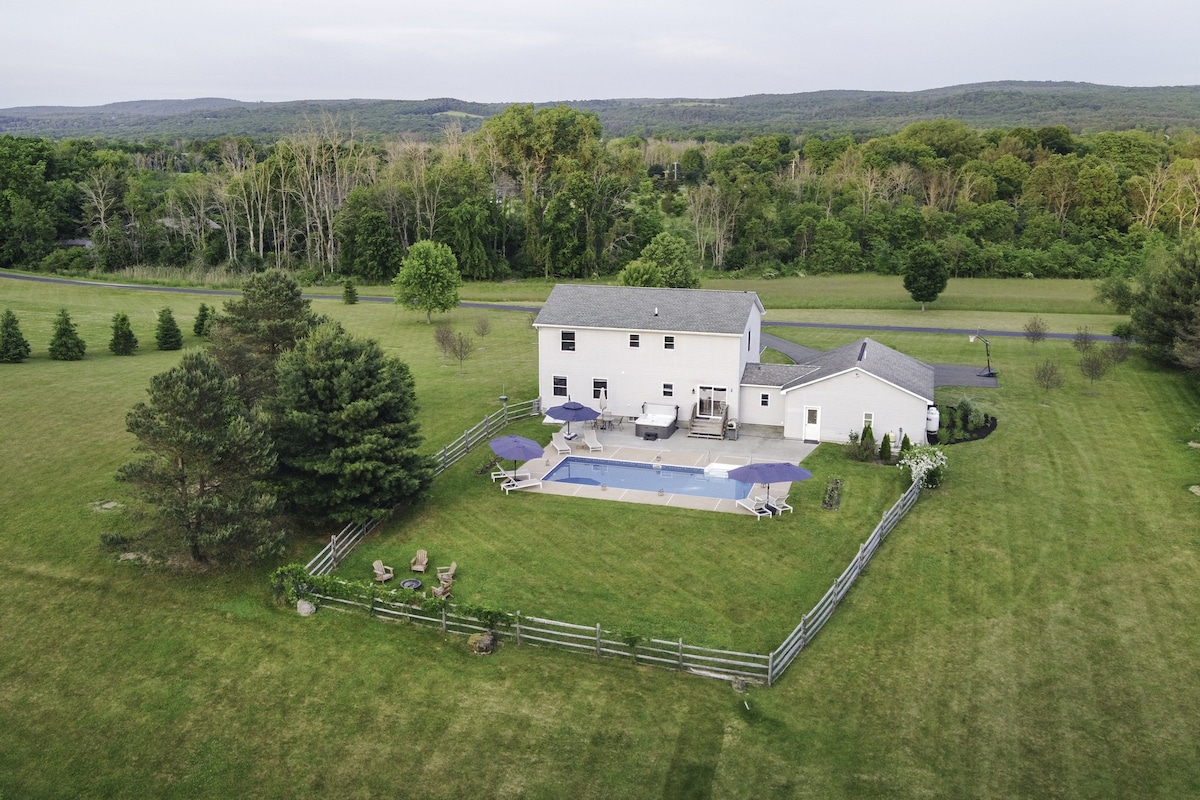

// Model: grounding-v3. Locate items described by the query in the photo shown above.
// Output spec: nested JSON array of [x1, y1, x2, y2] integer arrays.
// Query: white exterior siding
[[782, 369, 929, 444], [538, 326, 745, 421], [737, 385, 785, 426]]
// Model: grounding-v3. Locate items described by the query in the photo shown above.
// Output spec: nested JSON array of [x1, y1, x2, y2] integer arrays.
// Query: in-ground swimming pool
[[544, 457, 754, 500]]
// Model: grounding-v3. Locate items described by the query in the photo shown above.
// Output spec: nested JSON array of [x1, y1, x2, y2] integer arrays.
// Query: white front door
[[803, 406, 821, 442]]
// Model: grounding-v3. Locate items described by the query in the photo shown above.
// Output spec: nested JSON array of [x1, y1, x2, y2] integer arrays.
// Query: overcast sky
[[3, 0, 1198, 108]]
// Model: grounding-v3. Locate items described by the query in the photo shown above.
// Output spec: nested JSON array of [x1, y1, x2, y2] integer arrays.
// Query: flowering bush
[[898, 444, 947, 488]]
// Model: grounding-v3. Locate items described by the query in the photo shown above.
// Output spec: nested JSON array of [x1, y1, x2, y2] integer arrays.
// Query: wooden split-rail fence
[[298, 401, 924, 685]]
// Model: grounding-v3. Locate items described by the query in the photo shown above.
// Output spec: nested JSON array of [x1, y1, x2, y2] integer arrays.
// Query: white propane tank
[[926, 406, 940, 434]]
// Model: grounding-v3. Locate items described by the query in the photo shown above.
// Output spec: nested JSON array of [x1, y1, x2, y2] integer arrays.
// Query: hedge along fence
[[277, 479, 924, 686]]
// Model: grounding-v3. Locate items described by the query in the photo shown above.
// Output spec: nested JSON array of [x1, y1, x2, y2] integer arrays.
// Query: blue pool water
[[544, 457, 754, 500]]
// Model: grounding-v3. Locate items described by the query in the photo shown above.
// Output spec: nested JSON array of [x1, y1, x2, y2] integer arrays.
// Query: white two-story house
[[533, 284, 934, 445]]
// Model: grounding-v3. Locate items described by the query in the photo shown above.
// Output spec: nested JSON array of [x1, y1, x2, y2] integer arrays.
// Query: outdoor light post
[[969, 333, 996, 378]]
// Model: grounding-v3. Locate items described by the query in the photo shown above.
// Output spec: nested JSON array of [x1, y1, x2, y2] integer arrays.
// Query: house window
[[593, 378, 607, 400], [553, 376, 567, 397], [629, 334, 640, 348], [561, 331, 575, 351], [863, 412, 874, 430], [664, 336, 675, 350], [663, 383, 673, 397], [761, 393, 770, 407]]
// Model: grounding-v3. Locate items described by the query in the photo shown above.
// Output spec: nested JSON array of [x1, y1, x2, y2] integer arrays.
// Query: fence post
[[678, 638, 684, 670], [441, 606, 447, 632], [767, 650, 775, 686], [595, 624, 602, 657], [329, 533, 339, 568], [515, 611, 522, 646]]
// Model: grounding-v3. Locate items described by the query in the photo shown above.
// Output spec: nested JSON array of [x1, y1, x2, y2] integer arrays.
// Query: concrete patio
[[504, 421, 819, 516]]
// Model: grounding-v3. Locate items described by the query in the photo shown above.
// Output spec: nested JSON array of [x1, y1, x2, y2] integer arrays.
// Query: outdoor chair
[[431, 581, 452, 599], [491, 468, 532, 483], [372, 560, 395, 581], [550, 431, 572, 454], [410, 549, 428, 573], [736, 497, 773, 520], [582, 428, 604, 452], [502, 477, 542, 494], [437, 561, 457, 584]]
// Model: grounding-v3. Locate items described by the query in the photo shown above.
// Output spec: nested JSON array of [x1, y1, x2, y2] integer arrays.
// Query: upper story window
[[761, 393, 770, 407], [664, 336, 675, 350], [629, 334, 640, 348], [663, 383, 673, 397], [561, 331, 575, 351]]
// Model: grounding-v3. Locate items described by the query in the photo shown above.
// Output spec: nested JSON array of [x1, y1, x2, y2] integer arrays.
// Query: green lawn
[[2, 274, 1199, 798]]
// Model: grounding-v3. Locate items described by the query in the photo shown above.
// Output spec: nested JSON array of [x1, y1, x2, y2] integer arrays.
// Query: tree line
[[5, 110, 1200, 287]]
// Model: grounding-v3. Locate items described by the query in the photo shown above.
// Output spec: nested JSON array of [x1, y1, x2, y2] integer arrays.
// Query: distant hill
[[3, 82, 1200, 141]]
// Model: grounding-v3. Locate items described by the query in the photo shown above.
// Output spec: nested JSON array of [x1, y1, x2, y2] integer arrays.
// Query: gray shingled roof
[[741, 363, 819, 387], [778, 338, 934, 401], [533, 285, 764, 335]]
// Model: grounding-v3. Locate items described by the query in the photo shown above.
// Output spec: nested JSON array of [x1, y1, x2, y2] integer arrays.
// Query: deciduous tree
[[393, 240, 460, 323], [903, 244, 949, 310]]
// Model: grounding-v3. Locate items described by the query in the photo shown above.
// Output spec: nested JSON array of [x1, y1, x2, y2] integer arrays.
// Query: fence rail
[[767, 480, 921, 684], [431, 399, 542, 476], [295, 398, 927, 687]]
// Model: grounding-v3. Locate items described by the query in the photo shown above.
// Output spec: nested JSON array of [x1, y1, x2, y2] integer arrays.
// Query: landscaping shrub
[[343, 279, 358, 305], [155, 307, 183, 351], [898, 444, 947, 489], [48, 309, 86, 361], [109, 312, 138, 356], [878, 433, 892, 463], [0, 309, 32, 363]]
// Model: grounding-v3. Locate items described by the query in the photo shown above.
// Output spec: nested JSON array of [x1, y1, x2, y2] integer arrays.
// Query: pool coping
[[509, 442, 801, 516]]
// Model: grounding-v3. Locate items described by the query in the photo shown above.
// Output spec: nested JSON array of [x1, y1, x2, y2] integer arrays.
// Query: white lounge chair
[[491, 468, 532, 482], [761, 494, 793, 514], [736, 497, 773, 520], [582, 428, 604, 452], [502, 478, 542, 494], [550, 431, 572, 454]]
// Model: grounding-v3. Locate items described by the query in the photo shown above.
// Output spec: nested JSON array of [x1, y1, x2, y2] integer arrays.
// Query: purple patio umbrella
[[545, 400, 600, 435], [726, 462, 813, 503], [488, 435, 545, 475]]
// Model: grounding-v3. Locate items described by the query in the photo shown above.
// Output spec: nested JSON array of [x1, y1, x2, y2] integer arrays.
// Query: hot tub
[[634, 403, 679, 440]]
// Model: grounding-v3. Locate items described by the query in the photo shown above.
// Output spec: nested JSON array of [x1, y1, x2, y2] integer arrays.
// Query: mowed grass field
[[1, 272, 1199, 798]]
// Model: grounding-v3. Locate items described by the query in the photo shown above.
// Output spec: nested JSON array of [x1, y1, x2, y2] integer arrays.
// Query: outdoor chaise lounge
[[736, 497, 774, 520], [502, 477, 542, 494], [491, 468, 532, 482], [372, 560, 395, 581], [410, 549, 428, 573], [582, 428, 604, 452], [756, 494, 793, 514], [550, 431, 572, 454], [437, 561, 457, 584]]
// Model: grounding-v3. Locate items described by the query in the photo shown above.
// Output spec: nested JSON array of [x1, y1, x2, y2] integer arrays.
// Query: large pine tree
[[269, 323, 432, 525], [117, 352, 278, 561]]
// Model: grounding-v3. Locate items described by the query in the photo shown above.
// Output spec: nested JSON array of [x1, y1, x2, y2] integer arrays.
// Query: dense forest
[[6, 101, 1200, 289], [5, 82, 1200, 142]]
